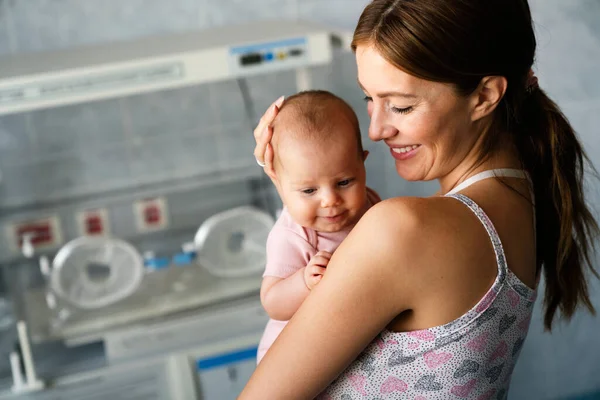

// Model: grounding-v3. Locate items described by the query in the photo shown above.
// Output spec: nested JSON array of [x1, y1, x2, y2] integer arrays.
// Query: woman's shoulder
[[355, 196, 479, 269], [346, 195, 500, 314], [350, 196, 460, 267], [331, 196, 467, 310], [359, 195, 457, 234]]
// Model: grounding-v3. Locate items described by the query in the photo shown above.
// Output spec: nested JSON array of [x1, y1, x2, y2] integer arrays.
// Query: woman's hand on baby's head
[[304, 251, 332, 290], [253, 96, 284, 180]]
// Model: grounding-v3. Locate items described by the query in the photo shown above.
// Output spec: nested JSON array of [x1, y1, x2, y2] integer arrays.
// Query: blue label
[[172, 252, 195, 265], [229, 37, 306, 55], [144, 257, 170, 269], [196, 346, 258, 371]]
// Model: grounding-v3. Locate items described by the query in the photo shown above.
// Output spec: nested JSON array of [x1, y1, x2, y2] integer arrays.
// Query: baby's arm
[[260, 251, 330, 321]]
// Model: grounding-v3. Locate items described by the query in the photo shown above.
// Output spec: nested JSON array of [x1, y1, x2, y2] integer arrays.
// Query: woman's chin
[[395, 164, 425, 182]]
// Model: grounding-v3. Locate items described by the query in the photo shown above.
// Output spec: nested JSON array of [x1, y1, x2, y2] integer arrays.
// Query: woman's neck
[[437, 135, 522, 195]]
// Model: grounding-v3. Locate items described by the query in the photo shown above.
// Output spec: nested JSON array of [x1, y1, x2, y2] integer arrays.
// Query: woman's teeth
[[392, 145, 419, 154]]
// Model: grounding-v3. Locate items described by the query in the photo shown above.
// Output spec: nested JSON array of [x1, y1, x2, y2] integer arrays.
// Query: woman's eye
[[363, 96, 373, 103], [391, 106, 412, 114]]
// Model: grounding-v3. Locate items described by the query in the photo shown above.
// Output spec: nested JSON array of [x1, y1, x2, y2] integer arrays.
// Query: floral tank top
[[320, 184, 537, 400]]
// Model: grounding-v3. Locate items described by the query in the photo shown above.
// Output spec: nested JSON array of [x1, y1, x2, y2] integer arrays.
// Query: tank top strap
[[444, 168, 537, 281], [445, 168, 528, 195], [446, 194, 508, 281]]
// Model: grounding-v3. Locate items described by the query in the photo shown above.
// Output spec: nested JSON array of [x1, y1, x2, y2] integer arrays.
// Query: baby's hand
[[304, 251, 331, 290]]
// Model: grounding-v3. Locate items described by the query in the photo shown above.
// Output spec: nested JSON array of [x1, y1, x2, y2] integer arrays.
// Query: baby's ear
[[362, 150, 369, 162]]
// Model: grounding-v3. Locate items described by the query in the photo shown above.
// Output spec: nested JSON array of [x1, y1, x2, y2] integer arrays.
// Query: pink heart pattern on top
[[375, 337, 401, 353], [450, 379, 477, 398], [476, 388, 497, 400], [376, 337, 386, 352], [476, 290, 496, 313], [506, 289, 520, 308], [348, 374, 367, 396], [407, 330, 436, 341], [424, 350, 453, 369], [380, 376, 408, 394], [518, 316, 531, 332], [466, 331, 490, 352], [408, 341, 421, 350], [489, 341, 508, 362]]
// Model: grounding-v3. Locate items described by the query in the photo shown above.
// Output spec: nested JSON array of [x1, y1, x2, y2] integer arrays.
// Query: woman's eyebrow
[[357, 79, 417, 99]]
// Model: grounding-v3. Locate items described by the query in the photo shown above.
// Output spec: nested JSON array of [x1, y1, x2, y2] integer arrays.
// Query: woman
[[242, 0, 598, 398]]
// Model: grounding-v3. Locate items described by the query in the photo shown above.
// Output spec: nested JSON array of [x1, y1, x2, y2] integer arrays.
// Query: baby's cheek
[[293, 201, 317, 224]]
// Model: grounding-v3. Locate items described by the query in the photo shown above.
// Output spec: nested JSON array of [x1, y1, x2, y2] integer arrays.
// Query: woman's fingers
[[253, 96, 284, 166], [264, 137, 276, 179]]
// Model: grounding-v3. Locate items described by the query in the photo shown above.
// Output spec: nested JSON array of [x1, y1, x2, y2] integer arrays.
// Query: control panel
[[228, 37, 310, 77]]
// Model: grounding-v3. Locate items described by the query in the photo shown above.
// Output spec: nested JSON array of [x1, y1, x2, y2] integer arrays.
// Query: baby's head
[[271, 90, 368, 233]]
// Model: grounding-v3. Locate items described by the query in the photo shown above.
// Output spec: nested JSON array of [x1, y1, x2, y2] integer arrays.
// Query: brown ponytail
[[352, 0, 599, 330], [515, 88, 599, 330]]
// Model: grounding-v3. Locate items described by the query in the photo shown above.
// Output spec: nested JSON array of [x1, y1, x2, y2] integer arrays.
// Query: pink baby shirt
[[257, 188, 381, 363]]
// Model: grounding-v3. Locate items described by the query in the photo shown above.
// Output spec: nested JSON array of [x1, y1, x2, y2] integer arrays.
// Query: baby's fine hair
[[271, 90, 364, 157]]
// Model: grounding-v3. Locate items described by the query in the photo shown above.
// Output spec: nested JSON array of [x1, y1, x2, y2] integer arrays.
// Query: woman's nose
[[368, 107, 398, 142]]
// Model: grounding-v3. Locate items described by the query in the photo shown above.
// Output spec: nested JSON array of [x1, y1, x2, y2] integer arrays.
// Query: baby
[[257, 90, 380, 363]]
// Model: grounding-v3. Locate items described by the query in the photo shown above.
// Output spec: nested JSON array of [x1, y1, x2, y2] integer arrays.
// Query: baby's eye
[[302, 188, 316, 195], [338, 179, 353, 187]]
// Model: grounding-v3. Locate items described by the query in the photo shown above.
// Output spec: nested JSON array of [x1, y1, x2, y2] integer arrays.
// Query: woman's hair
[[352, 0, 598, 330]]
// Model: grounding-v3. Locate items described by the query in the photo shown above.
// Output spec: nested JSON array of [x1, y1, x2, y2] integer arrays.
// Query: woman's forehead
[[356, 46, 423, 94], [356, 45, 454, 102]]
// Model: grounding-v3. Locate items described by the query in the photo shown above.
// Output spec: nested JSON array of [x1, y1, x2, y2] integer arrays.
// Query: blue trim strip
[[229, 37, 306, 54], [196, 346, 258, 370]]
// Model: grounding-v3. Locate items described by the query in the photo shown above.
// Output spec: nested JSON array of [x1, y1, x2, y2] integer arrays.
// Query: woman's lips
[[390, 144, 420, 160]]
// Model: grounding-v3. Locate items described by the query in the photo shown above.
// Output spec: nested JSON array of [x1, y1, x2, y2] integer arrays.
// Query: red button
[[86, 216, 103, 234], [144, 205, 161, 224]]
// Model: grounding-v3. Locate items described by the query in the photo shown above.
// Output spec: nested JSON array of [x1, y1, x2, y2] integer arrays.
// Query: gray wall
[[510, 1, 600, 399], [0, 0, 597, 399]]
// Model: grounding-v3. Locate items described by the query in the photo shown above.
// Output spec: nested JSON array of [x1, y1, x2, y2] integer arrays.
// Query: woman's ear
[[470, 76, 507, 122], [362, 150, 370, 162]]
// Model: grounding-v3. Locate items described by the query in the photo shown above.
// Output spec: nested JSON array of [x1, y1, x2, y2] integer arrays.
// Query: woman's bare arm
[[239, 199, 424, 399]]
